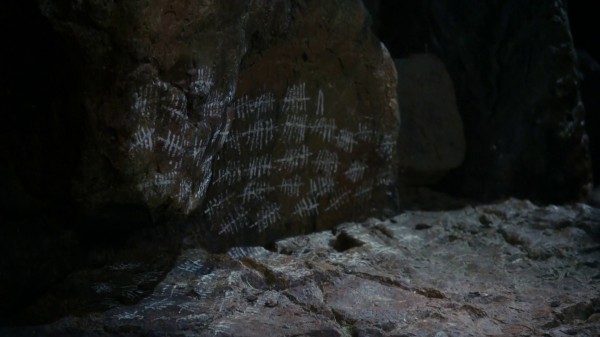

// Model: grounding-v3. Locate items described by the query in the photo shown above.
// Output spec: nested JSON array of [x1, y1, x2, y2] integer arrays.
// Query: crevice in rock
[[331, 231, 365, 252]]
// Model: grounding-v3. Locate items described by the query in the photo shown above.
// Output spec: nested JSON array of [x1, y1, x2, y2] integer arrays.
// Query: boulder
[[395, 53, 466, 185], [0, 0, 400, 323], [38, 0, 400, 250]]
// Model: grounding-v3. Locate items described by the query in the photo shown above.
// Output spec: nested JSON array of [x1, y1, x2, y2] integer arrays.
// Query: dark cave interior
[[0, 0, 598, 327]]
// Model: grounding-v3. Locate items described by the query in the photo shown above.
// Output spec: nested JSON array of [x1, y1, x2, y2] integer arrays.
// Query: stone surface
[[577, 50, 600, 187], [1, 0, 400, 322], [38, 0, 399, 250], [395, 54, 465, 185], [4, 200, 599, 335], [372, 0, 592, 202]]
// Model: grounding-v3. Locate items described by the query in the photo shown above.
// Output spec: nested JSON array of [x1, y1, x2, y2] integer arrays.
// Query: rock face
[[1, 0, 399, 324], [39, 0, 399, 249], [373, 0, 592, 202], [5, 200, 599, 335], [395, 53, 465, 185]]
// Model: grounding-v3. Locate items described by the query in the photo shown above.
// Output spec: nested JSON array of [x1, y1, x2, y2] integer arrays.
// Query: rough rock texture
[[395, 54, 465, 185], [4, 200, 599, 335], [373, 0, 592, 202], [3, 0, 598, 331], [38, 0, 399, 249], [1, 0, 399, 323]]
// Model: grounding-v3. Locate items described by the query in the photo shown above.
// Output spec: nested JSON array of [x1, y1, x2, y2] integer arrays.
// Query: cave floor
[[2, 199, 599, 336]]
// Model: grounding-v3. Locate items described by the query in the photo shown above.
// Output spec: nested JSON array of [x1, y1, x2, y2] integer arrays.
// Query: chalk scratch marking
[[158, 130, 187, 157], [191, 134, 209, 167], [310, 117, 337, 142], [293, 197, 319, 218], [275, 145, 312, 171], [242, 119, 277, 151], [202, 91, 226, 118], [204, 191, 235, 220], [130, 126, 155, 151], [245, 156, 272, 179], [356, 122, 375, 142], [190, 67, 214, 95], [309, 176, 335, 197], [239, 181, 275, 203], [213, 163, 243, 186], [315, 89, 325, 116], [177, 179, 192, 204], [376, 169, 394, 186], [354, 181, 373, 201], [279, 175, 303, 197], [282, 82, 310, 113], [325, 188, 351, 212], [344, 161, 367, 183], [378, 134, 396, 159], [335, 129, 356, 153], [312, 150, 339, 176], [252, 203, 281, 232], [283, 114, 308, 144], [218, 207, 249, 236], [235, 93, 276, 120]]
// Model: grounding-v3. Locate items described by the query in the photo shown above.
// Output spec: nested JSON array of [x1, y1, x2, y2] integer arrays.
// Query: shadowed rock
[[39, 0, 400, 249]]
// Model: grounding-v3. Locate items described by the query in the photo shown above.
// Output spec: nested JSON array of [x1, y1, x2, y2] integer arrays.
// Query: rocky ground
[[2, 199, 599, 336]]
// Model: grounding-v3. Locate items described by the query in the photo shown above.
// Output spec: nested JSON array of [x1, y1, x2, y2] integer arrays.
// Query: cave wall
[[0, 0, 596, 325], [373, 0, 593, 202]]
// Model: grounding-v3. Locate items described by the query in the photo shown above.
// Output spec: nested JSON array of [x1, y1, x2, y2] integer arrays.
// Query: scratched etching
[[235, 92, 276, 120], [310, 117, 337, 142], [335, 129, 356, 153], [312, 150, 339, 176], [375, 169, 395, 186], [217, 206, 249, 235], [283, 114, 308, 144], [252, 203, 281, 232], [204, 191, 235, 220], [315, 89, 325, 116], [239, 181, 275, 203], [245, 156, 272, 179], [293, 197, 320, 218], [282, 82, 310, 113], [200, 80, 398, 240], [130, 126, 155, 152], [189, 66, 214, 96], [325, 187, 351, 212], [356, 121, 376, 143], [127, 69, 230, 214], [203, 91, 228, 119], [344, 161, 368, 183], [242, 119, 277, 151], [309, 176, 335, 197], [353, 179, 374, 201], [275, 145, 312, 171], [378, 134, 397, 159], [279, 175, 304, 197], [213, 161, 243, 187]]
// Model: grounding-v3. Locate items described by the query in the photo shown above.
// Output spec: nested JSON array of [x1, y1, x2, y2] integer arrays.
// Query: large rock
[[395, 53, 465, 185], [38, 0, 399, 249]]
